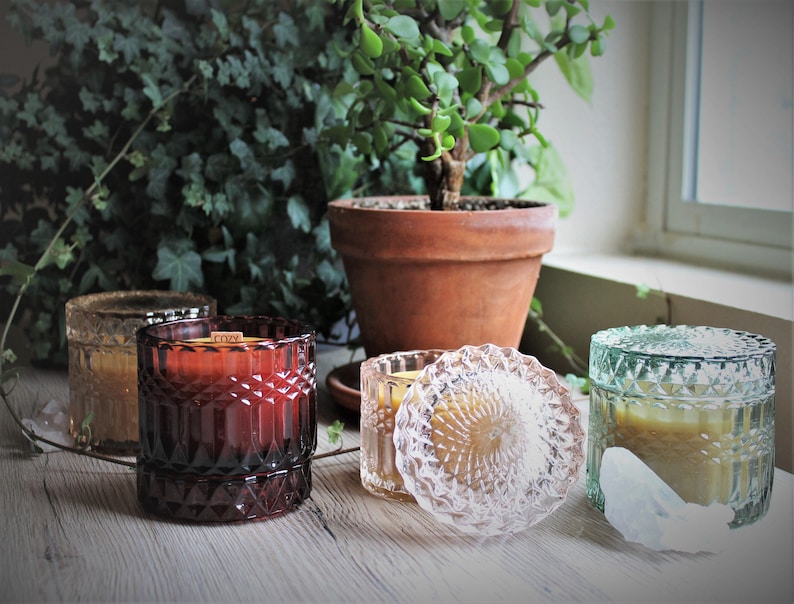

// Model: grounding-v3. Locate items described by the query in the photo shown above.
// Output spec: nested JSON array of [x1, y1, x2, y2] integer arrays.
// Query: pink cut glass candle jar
[[360, 349, 446, 501], [136, 316, 317, 522], [65, 290, 216, 454]]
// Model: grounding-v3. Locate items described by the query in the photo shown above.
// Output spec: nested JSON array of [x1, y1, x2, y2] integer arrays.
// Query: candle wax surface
[[186, 336, 267, 344], [384, 369, 422, 409]]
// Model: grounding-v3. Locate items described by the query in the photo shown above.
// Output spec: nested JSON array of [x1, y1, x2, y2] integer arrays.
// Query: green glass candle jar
[[586, 325, 776, 528]]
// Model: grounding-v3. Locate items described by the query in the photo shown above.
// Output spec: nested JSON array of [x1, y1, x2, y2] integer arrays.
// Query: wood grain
[[1, 348, 791, 602]]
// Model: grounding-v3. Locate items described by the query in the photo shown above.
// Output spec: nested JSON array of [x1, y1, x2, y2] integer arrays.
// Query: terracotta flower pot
[[328, 197, 556, 358]]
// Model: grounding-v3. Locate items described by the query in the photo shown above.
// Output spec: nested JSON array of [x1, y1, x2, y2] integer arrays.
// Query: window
[[636, 1, 793, 279]]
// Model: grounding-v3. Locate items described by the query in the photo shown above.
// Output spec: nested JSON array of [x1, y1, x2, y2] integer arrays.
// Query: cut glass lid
[[392, 344, 584, 536], [589, 325, 776, 398]]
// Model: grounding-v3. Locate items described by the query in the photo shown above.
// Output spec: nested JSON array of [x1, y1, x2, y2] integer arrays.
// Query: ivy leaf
[[79, 87, 100, 113], [114, 34, 141, 63], [272, 161, 295, 189], [529, 297, 544, 317], [141, 74, 164, 109], [0, 260, 36, 286], [327, 419, 344, 445], [203, 247, 237, 272], [273, 12, 298, 48], [554, 50, 593, 104], [565, 374, 589, 393], [211, 9, 229, 41], [65, 21, 91, 54], [230, 138, 254, 170], [313, 220, 333, 254], [254, 126, 289, 150], [635, 283, 652, 299], [97, 34, 118, 62], [521, 144, 575, 216], [271, 55, 294, 88], [287, 195, 311, 233], [153, 244, 204, 290], [316, 258, 343, 290]]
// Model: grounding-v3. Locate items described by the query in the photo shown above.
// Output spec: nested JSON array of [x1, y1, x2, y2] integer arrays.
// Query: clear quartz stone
[[22, 398, 73, 452], [601, 447, 735, 553]]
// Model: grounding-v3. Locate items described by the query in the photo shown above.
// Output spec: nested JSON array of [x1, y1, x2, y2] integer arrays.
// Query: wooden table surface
[[1, 346, 792, 603]]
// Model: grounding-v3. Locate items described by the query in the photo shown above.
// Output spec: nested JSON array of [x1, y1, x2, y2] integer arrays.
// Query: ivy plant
[[324, 0, 614, 210], [0, 0, 357, 365]]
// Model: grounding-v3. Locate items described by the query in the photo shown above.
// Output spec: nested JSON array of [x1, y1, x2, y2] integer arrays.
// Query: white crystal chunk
[[21, 398, 73, 453], [600, 447, 735, 553]]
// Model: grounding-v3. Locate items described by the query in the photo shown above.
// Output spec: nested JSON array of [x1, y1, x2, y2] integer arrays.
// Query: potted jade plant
[[324, 0, 614, 357]]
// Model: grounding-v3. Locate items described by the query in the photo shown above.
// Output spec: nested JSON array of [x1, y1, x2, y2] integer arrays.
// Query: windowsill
[[543, 249, 793, 322]]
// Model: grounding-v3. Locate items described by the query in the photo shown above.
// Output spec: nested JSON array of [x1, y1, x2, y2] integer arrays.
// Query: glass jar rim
[[137, 315, 315, 350], [66, 290, 215, 318], [361, 349, 448, 383]]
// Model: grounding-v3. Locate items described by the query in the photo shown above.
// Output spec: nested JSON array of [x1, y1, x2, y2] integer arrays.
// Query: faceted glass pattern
[[66, 290, 216, 454], [137, 316, 316, 522], [393, 344, 584, 536], [360, 350, 446, 501], [586, 325, 776, 527]]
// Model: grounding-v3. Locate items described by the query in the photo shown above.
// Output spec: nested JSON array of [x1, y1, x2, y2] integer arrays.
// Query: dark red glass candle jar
[[136, 316, 316, 522]]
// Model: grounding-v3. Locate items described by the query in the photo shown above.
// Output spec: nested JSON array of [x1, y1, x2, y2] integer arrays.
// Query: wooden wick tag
[[210, 331, 245, 343]]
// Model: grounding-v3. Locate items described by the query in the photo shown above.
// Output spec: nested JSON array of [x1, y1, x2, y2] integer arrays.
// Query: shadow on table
[[308, 456, 650, 555]]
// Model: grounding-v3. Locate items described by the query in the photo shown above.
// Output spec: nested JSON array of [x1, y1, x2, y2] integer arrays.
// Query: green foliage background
[[0, 0, 360, 364], [0, 0, 607, 369]]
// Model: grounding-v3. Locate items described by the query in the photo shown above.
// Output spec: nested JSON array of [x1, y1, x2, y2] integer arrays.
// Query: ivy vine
[[0, 0, 358, 366]]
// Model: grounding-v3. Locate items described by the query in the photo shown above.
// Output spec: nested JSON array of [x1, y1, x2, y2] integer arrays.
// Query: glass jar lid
[[589, 325, 776, 399], [65, 290, 216, 346], [392, 344, 584, 536]]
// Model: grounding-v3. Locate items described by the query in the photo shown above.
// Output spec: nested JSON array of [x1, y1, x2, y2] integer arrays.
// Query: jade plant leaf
[[468, 123, 500, 153]]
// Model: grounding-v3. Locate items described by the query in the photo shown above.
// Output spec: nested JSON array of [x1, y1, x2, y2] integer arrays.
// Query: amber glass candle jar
[[65, 290, 216, 454], [136, 316, 317, 522]]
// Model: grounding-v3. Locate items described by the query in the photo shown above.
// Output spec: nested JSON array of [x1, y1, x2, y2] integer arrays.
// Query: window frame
[[634, 1, 793, 280]]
